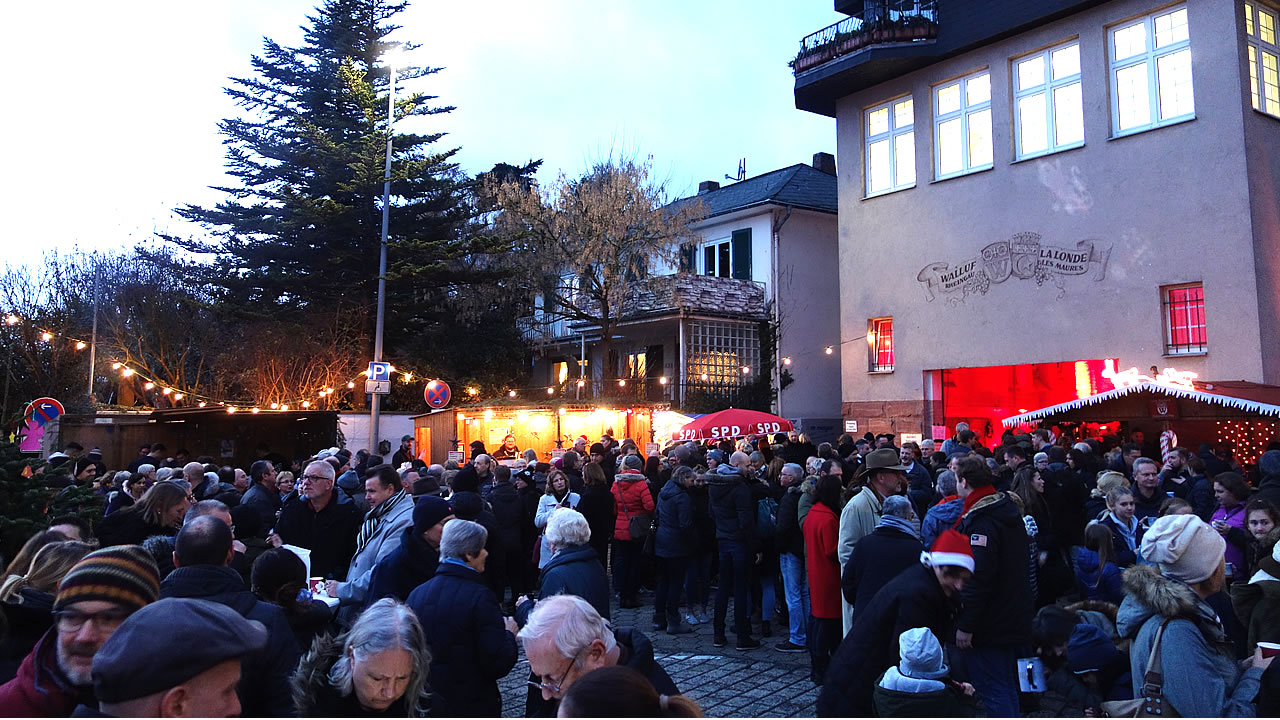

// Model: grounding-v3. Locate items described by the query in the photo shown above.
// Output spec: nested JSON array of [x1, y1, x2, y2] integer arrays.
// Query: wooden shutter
[[678, 243, 696, 273], [731, 229, 752, 280]]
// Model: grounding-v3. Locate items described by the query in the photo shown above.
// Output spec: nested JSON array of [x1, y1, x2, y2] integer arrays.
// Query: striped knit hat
[[54, 545, 160, 612]]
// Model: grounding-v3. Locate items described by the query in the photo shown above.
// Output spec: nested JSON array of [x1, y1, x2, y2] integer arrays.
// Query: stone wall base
[[842, 399, 925, 437]]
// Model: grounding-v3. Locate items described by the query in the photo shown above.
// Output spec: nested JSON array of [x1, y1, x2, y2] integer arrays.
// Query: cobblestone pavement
[[499, 592, 819, 717]]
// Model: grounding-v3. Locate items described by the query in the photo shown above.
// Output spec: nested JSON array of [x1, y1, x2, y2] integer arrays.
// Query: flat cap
[[92, 598, 267, 703]]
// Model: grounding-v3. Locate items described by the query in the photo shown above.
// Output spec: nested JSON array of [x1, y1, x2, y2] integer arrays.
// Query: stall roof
[[1002, 381, 1280, 427], [409, 400, 670, 421]]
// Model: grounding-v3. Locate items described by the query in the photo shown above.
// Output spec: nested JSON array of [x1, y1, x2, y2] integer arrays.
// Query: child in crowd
[[872, 627, 980, 717]]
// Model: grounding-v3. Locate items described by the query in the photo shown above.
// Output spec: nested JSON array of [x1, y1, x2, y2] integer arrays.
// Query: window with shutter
[[731, 229, 752, 280]]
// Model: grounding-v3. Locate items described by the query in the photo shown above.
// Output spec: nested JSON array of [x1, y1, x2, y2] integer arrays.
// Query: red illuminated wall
[[937, 359, 1116, 445]]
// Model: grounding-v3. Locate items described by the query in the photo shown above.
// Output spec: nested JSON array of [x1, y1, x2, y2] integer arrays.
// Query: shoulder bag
[[1102, 619, 1180, 718]]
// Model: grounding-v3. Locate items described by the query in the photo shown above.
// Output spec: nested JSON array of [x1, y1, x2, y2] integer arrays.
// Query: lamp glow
[[143, 382, 155, 390], [75, 341, 86, 350], [122, 368, 134, 377], [40, 332, 52, 342]]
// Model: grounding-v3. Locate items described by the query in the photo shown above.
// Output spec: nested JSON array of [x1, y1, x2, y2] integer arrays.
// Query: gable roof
[[1001, 382, 1280, 427], [669, 163, 838, 219]]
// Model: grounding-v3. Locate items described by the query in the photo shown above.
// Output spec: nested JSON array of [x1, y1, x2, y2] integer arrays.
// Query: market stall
[[1003, 369, 1280, 468]]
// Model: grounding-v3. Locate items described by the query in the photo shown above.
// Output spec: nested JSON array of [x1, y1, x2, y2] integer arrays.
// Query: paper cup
[[1259, 642, 1280, 659], [308, 577, 326, 597]]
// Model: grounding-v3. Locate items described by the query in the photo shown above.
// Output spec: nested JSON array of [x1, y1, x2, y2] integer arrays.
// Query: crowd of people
[[1, 423, 1278, 717]]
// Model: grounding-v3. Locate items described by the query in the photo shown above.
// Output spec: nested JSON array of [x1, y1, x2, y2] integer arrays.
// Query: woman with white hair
[[291, 597, 436, 716], [406, 519, 518, 717], [515, 508, 610, 626]]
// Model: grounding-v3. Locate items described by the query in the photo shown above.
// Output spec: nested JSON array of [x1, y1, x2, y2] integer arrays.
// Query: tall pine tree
[[155, 1, 512, 371]]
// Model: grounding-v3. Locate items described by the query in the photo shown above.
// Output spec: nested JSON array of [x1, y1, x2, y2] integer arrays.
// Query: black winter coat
[[487, 480, 524, 551], [275, 493, 362, 581], [655, 481, 693, 559], [817, 563, 960, 718], [406, 562, 517, 718], [841, 524, 923, 609], [954, 491, 1033, 647], [775, 485, 805, 557], [577, 485, 616, 562], [94, 507, 176, 548], [365, 526, 440, 607], [159, 564, 301, 717], [515, 544, 610, 626], [708, 468, 756, 548], [1044, 461, 1088, 548], [0, 589, 53, 684]]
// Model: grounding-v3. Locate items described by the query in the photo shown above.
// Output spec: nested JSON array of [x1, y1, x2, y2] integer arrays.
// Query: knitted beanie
[[1140, 514, 1225, 584], [55, 545, 160, 612]]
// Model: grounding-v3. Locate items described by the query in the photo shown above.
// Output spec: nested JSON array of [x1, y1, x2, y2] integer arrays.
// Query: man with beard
[[0, 546, 161, 715]]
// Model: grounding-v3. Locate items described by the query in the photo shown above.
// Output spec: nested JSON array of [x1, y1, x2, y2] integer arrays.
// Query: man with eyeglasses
[[0, 545, 161, 715], [274, 460, 362, 581], [518, 594, 678, 716]]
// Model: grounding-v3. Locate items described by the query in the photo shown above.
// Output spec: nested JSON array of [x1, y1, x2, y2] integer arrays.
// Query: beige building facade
[[795, 0, 1280, 446]]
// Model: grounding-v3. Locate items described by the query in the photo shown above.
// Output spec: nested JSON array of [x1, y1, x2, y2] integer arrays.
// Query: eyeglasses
[[54, 608, 131, 633], [299, 475, 331, 484], [527, 651, 580, 695]]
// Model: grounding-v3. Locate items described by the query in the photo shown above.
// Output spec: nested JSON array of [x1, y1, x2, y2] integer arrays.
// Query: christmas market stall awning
[[673, 408, 794, 442], [1002, 381, 1280, 428]]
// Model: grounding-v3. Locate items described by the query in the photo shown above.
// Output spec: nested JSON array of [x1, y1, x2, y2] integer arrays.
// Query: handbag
[[619, 492, 651, 541], [642, 504, 660, 556], [1102, 619, 1180, 718]]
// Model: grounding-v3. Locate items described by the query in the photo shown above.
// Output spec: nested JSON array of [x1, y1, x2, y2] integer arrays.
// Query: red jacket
[[0, 630, 92, 717], [804, 502, 842, 619], [611, 472, 656, 541]]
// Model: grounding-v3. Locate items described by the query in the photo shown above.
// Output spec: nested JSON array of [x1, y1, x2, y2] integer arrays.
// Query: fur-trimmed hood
[[1116, 564, 1225, 645]]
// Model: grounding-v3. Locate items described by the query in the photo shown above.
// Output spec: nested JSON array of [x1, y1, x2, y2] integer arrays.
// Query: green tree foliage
[[0, 442, 101, 563]]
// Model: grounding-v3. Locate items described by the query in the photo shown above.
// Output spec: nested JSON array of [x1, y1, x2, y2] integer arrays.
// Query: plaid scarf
[[356, 489, 407, 556]]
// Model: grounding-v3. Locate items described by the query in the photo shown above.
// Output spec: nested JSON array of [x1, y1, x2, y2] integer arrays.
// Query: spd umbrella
[[672, 408, 794, 442]]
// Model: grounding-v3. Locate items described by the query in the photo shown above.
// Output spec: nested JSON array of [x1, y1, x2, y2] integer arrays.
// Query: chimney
[[698, 180, 720, 194], [812, 152, 836, 175]]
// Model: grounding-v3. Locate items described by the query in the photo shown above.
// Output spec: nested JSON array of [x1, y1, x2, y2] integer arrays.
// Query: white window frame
[[700, 237, 731, 277], [863, 95, 916, 198], [1013, 41, 1085, 159], [1246, 2, 1280, 117], [1108, 5, 1194, 137], [933, 69, 994, 180]]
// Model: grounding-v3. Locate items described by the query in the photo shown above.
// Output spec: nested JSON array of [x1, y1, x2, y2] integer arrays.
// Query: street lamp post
[[369, 51, 402, 453]]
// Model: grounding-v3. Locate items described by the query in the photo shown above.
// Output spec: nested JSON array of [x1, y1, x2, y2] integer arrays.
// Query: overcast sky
[[3, 1, 840, 267]]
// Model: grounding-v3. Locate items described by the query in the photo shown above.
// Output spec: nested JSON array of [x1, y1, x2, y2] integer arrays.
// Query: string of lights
[[3, 312, 854, 411]]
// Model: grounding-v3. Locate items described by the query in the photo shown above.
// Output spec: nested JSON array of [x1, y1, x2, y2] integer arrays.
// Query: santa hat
[[922, 530, 974, 573]]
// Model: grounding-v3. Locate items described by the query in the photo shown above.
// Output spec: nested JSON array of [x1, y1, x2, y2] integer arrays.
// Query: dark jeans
[[685, 549, 712, 609], [655, 555, 689, 625], [953, 645, 1019, 718], [612, 538, 643, 601], [714, 540, 752, 637], [807, 615, 842, 684]]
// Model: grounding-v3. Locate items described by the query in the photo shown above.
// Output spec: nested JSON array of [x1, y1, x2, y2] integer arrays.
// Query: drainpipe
[[771, 206, 793, 417], [678, 311, 687, 407]]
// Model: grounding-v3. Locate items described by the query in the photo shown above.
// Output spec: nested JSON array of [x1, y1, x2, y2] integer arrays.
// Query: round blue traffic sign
[[424, 381, 451, 409]]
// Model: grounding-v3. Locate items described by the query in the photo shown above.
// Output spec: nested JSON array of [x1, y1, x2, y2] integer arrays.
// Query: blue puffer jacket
[[1116, 564, 1263, 717], [920, 497, 962, 549], [406, 561, 518, 718], [655, 480, 693, 559], [1072, 546, 1123, 605]]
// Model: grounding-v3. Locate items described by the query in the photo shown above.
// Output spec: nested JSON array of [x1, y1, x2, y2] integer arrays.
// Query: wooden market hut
[[411, 400, 670, 465], [1002, 380, 1280, 468]]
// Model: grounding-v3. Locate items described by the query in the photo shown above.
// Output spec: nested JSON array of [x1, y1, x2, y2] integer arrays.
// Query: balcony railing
[[792, 1, 938, 75]]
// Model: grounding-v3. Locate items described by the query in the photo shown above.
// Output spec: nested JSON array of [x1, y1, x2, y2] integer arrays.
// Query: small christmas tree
[[0, 439, 54, 563]]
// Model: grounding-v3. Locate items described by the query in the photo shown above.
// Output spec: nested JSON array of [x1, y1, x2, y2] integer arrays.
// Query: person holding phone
[[535, 470, 580, 570]]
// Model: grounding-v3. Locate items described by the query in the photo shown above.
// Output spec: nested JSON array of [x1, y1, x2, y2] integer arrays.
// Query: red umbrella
[[672, 408, 794, 442]]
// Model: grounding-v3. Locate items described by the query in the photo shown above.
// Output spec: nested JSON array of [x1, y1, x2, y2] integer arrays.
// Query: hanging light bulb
[[270, 402, 279, 410], [467, 387, 479, 396], [227, 406, 237, 414], [301, 401, 311, 408], [143, 382, 155, 390], [508, 390, 517, 398], [111, 362, 121, 370], [547, 387, 555, 395], [251, 407, 260, 414], [40, 332, 52, 342], [197, 401, 207, 408], [783, 357, 792, 366], [122, 368, 134, 377], [558, 407, 566, 415], [281, 404, 290, 411], [347, 381, 356, 389], [618, 379, 626, 387], [4, 314, 18, 326], [659, 376, 668, 385], [403, 373, 413, 382], [74, 341, 86, 351], [161, 387, 172, 395], [173, 393, 183, 401], [576, 379, 585, 388], [825, 346, 834, 355], [741, 366, 751, 375]]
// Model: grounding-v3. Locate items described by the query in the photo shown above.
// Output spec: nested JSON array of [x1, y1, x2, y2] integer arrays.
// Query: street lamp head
[[383, 47, 409, 69]]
